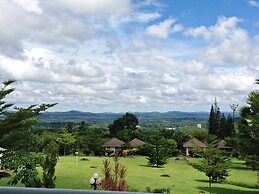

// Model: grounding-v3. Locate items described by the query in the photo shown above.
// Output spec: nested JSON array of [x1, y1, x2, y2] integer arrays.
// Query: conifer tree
[[208, 99, 221, 137], [226, 115, 234, 137], [219, 113, 227, 138]]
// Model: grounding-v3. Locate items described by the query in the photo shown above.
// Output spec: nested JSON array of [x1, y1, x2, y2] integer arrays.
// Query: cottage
[[217, 140, 232, 151], [183, 138, 206, 156], [0, 147, 6, 168], [129, 138, 145, 150], [102, 138, 125, 156]]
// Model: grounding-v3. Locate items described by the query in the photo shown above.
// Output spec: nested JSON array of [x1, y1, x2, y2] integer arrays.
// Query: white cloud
[[135, 12, 161, 22], [47, 0, 132, 14], [13, 0, 42, 14], [185, 16, 246, 42], [172, 24, 183, 32], [185, 16, 259, 70], [146, 18, 176, 38], [0, 2, 257, 112], [248, 0, 259, 7], [0, 1, 96, 57]]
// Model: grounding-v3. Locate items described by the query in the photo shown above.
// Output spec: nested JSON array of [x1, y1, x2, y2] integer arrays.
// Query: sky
[[0, 0, 259, 113]]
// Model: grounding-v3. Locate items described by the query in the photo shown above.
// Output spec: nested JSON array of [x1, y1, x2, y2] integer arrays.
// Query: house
[[217, 140, 232, 151], [183, 138, 206, 156], [129, 138, 145, 150], [0, 147, 6, 168], [102, 138, 125, 156], [0, 147, 6, 157]]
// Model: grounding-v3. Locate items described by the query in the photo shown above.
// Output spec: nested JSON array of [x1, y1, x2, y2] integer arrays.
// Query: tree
[[41, 137, 59, 188], [208, 99, 221, 136], [108, 112, 138, 141], [226, 114, 234, 137], [57, 128, 76, 155], [237, 79, 259, 183], [219, 113, 227, 138], [229, 103, 238, 120], [172, 130, 191, 150], [146, 130, 171, 167], [0, 80, 57, 187], [76, 126, 107, 156], [188, 143, 231, 189]]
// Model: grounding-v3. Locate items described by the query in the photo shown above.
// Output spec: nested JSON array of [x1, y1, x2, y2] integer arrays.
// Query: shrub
[[146, 186, 170, 194], [101, 154, 128, 191]]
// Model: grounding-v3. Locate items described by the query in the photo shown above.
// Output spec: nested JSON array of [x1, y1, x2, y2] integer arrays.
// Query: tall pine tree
[[208, 99, 221, 137], [219, 113, 227, 138]]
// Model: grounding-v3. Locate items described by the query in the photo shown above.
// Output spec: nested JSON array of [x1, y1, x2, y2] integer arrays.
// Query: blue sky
[[0, 0, 258, 112]]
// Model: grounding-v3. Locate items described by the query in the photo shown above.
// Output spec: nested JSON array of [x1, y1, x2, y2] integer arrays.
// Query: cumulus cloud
[[2, 47, 255, 112], [248, 0, 259, 7], [13, 0, 42, 14], [185, 16, 247, 41], [47, 0, 132, 14], [135, 12, 161, 22], [0, 1, 257, 112], [0, 0, 97, 57], [146, 18, 177, 38], [185, 16, 259, 71]]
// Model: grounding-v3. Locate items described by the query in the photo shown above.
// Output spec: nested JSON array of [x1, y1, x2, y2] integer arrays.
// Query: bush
[[146, 187, 170, 194], [122, 149, 132, 157]]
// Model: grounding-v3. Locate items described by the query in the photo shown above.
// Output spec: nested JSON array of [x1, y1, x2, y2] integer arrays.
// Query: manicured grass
[[0, 156, 258, 194]]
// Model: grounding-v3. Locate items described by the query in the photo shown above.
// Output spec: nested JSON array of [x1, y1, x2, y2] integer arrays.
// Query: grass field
[[0, 156, 258, 194]]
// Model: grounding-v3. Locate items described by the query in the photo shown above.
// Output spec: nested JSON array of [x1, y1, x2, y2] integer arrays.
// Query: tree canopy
[[237, 79, 259, 182]]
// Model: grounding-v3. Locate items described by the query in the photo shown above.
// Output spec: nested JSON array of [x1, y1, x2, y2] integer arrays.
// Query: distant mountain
[[39, 110, 211, 123], [36, 110, 236, 130]]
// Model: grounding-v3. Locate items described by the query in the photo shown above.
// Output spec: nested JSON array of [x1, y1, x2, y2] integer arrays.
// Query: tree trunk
[[208, 177, 212, 194]]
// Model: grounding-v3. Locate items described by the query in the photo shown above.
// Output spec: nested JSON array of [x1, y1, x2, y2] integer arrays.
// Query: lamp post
[[89, 173, 101, 190], [75, 151, 79, 168]]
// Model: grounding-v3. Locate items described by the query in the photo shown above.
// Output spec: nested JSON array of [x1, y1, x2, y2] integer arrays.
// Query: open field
[[0, 156, 258, 194]]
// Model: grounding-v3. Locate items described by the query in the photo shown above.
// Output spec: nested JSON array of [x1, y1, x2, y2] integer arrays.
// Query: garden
[[1, 156, 258, 194]]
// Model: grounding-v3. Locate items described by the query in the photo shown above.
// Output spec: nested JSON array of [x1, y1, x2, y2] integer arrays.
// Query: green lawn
[[0, 156, 258, 194]]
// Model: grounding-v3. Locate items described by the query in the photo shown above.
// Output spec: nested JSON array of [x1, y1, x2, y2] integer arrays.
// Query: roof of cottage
[[217, 140, 232, 149], [102, 138, 125, 147], [183, 138, 207, 148], [129, 138, 145, 148]]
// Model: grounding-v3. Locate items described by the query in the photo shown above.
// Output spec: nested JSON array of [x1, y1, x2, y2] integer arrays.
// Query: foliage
[[172, 130, 191, 150], [237, 79, 259, 183], [208, 99, 234, 139], [101, 155, 128, 191], [188, 143, 231, 188], [146, 186, 170, 194], [2, 151, 42, 187], [108, 112, 138, 141], [41, 139, 59, 188], [0, 80, 57, 187], [208, 99, 221, 137], [57, 128, 76, 155], [76, 126, 107, 156], [146, 130, 172, 167]]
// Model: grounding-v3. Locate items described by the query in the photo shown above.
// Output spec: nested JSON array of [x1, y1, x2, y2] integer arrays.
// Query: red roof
[[129, 138, 145, 148], [183, 138, 206, 148], [102, 138, 125, 147]]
